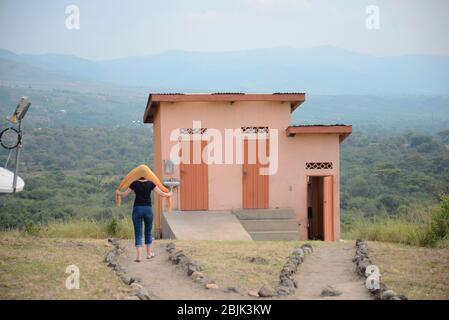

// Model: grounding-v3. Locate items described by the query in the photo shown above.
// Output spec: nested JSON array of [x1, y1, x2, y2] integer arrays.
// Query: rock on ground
[[258, 285, 275, 297], [321, 285, 342, 297]]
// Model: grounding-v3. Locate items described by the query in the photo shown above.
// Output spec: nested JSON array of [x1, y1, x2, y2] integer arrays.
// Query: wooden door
[[180, 140, 208, 210], [243, 138, 269, 209], [323, 175, 334, 241]]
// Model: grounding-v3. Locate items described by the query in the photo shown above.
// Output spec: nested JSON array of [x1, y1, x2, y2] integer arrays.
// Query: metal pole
[[12, 120, 21, 194]]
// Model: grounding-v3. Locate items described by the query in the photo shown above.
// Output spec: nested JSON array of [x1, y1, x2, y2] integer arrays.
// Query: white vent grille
[[241, 126, 269, 133], [305, 162, 333, 170]]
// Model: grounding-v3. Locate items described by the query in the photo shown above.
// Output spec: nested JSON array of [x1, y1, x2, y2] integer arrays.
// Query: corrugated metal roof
[[144, 92, 306, 123], [150, 93, 185, 95], [211, 92, 245, 95], [289, 124, 351, 127], [273, 92, 306, 95]]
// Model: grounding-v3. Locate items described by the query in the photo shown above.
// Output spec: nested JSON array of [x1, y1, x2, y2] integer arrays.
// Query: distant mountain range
[[1, 46, 449, 95]]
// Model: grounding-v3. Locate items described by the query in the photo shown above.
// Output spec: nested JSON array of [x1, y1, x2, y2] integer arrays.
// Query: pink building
[[143, 93, 351, 241]]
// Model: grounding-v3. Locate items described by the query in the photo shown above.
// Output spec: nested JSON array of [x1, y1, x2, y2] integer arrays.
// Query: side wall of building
[[152, 105, 163, 237]]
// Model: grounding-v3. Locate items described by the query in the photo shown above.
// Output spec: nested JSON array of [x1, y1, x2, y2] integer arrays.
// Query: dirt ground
[[175, 240, 304, 292], [118, 240, 371, 300], [291, 241, 371, 300], [368, 241, 449, 300], [118, 241, 253, 299], [3, 233, 444, 300], [0, 234, 130, 299]]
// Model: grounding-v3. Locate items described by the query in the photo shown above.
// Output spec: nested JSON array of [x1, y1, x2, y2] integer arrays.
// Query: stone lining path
[[118, 241, 253, 300], [117, 240, 371, 300], [291, 241, 372, 300]]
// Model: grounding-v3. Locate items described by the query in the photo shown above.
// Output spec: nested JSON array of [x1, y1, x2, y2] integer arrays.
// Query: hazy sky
[[1, 0, 448, 60]]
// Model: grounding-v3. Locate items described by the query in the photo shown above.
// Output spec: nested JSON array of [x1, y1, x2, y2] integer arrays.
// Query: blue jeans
[[132, 206, 153, 247]]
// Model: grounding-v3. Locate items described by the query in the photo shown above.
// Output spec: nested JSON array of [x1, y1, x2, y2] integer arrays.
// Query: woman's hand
[[154, 186, 173, 198], [116, 188, 132, 198]]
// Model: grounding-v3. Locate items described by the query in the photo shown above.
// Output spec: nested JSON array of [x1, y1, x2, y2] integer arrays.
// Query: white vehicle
[[0, 167, 24, 193]]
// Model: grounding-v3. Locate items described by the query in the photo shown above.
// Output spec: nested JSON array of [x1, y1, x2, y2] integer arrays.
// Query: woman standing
[[116, 177, 172, 262]]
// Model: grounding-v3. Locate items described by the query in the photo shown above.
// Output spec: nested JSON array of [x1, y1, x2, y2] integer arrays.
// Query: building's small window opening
[[179, 128, 207, 135], [305, 162, 333, 170], [241, 126, 269, 134]]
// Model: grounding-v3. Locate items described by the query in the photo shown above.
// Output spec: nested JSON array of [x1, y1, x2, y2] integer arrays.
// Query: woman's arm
[[116, 188, 132, 198], [154, 186, 172, 198]]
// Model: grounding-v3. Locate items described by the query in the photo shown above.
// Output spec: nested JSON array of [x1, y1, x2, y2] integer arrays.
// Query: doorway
[[307, 175, 334, 241]]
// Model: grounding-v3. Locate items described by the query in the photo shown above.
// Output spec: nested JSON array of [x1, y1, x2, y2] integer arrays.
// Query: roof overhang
[[286, 125, 352, 143], [143, 93, 306, 123]]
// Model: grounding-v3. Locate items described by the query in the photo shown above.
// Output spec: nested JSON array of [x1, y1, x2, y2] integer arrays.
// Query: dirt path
[[291, 241, 372, 300], [118, 240, 371, 300], [118, 241, 254, 300]]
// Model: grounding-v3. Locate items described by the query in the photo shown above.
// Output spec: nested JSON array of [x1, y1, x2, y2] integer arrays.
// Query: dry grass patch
[[21, 218, 135, 239], [0, 233, 130, 299], [175, 240, 323, 293], [368, 241, 449, 300]]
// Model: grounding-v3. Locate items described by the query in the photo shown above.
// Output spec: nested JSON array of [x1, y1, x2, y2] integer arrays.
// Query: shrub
[[23, 222, 41, 236], [342, 217, 424, 246], [106, 217, 119, 236], [343, 194, 449, 248], [422, 194, 449, 246]]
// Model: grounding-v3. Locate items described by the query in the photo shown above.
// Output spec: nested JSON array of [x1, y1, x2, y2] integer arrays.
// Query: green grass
[[342, 194, 449, 248], [342, 217, 426, 246], [20, 217, 134, 239]]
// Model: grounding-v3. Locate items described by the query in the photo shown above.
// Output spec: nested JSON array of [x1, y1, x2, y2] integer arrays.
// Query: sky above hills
[[1, 0, 449, 60]]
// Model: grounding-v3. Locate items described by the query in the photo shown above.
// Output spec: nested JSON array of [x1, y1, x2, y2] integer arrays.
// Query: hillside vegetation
[[0, 86, 448, 247], [0, 127, 151, 229], [0, 126, 447, 248]]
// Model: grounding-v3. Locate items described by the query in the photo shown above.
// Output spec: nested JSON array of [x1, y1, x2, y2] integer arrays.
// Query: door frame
[[306, 174, 334, 241], [242, 138, 269, 209], [180, 140, 209, 211]]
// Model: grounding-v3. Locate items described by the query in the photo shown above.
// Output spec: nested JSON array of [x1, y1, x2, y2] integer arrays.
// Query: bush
[[342, 217, 424, 246], [343, 194, 449, 248], [106, 217, 119, 236], [422, 194, 449, 246], [23, 222, 41, 236]]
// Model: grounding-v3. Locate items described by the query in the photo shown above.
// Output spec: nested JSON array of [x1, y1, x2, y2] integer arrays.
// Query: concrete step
[[240, 219, 298, 232], [249, 230, 299, 241], [161, 211, 252, 240], [232, 208, 295, 220]]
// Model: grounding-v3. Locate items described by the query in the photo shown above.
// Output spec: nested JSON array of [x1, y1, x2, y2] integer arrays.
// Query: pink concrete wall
[[154, 101, 341, 240], [277, 134, 340, 240]]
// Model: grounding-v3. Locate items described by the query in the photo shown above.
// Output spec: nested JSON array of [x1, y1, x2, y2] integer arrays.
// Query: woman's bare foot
[[145, 244, 153, 259], [135, 246, 143, 262], [146, 252, 155, 259]]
